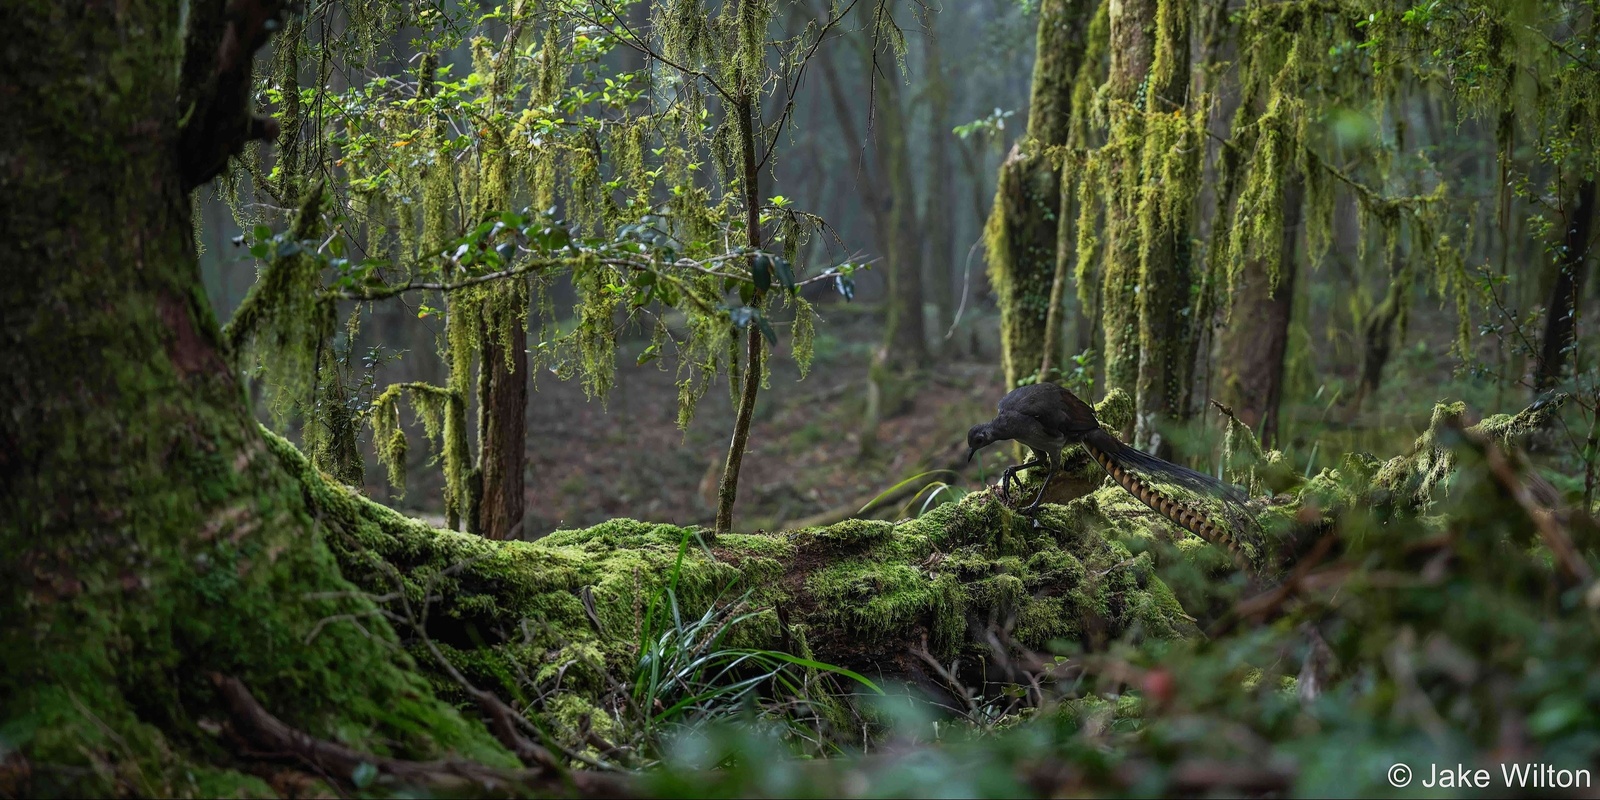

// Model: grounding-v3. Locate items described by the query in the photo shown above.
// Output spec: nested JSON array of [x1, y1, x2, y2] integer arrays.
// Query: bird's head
[[966, 423, 997, 463]]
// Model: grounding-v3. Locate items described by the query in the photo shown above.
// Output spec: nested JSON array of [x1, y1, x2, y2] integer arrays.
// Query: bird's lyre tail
[[1082, 430, 1249, 569]]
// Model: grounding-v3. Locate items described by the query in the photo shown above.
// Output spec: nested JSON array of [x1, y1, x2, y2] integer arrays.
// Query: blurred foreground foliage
[[629, 401, 1600, 797]]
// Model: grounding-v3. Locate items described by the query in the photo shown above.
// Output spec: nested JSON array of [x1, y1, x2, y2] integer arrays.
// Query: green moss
[[256, 433, 1201, 758]]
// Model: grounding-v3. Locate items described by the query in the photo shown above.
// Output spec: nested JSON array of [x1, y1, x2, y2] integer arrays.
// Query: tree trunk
[[925, 29, 957, 356], [1535, 177, 1597, 393], [876, 57, 928, 367], [1217, 178, 1305, 449], [1131, 0, 1194, 452], [987, 0, 1096, 389], [478, 306, 529, 540], [1098, 0, 1161, 406], [1099, 0, 1196, 451], [1355, 233, 1411, 409], [471, 11, 531, 540], [268, 433, 1207, 756], [0, 3, 512, 793], [713, 15, 767, 535]]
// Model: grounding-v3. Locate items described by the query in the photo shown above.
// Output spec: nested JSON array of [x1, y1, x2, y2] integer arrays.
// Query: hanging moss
[[572, 253, 620, 400], [369, 382, 454, 498], [789, 294, 816, 379], [222, 186, 336, 428], [305, 311, 367, 488]]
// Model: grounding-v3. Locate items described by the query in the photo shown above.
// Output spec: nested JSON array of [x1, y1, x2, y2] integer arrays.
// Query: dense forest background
[[189, 0, 1600, 538], [4, 0, 1600, 796]]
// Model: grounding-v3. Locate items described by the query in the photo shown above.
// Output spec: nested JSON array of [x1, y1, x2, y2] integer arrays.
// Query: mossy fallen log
[[264, 429, 1197, 753]]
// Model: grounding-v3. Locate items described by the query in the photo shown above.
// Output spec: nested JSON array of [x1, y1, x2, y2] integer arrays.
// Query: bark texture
[[1217, 179, 1305, 449], [1098, 0, 1159, 404], [478, 313, 529, 540], [877, 59, 929, 367]]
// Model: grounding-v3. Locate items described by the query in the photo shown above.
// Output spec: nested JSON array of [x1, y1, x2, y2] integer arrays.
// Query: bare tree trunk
[[478, 302, 528, 540], [876, 55, 928, 367], [925, 29, 957, 356], [1535, 177, 1597, 392]]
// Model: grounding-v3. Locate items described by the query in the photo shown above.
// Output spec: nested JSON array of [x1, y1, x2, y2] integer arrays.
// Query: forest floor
[[381, 307, 1009, 537]]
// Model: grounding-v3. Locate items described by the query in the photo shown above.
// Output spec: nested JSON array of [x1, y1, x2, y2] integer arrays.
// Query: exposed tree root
[[210, 674, 630, 797]]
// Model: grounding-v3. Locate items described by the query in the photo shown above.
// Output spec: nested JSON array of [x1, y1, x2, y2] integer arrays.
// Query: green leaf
[[773, 256, 796, 293], [756, 312, 777, 345], [859, 470, 960, 514], [752, 253, 772, 292], [743, 650, 885, 695]]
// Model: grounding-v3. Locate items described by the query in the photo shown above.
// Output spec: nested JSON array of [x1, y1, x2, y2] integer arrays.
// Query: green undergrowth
[[640, 409, 1600, 797]]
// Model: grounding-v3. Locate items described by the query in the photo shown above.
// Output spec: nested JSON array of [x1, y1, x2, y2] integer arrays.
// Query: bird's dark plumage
[[967, 383, 1251, 567]]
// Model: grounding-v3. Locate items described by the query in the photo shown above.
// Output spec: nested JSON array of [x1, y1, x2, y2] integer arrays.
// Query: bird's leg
[[1000, 455, 1046, 500], [1021, 452, 1060, 514]]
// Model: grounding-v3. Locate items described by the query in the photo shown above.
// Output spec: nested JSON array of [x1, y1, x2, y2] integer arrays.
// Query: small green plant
[[623, 529, 883, 758], [858, 469, 969, 519]]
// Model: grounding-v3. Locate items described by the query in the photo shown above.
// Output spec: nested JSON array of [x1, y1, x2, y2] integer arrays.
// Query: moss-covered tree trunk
[[1131, 0, 1195, 453], [471, 12, 530, 541], [1098, 0, 1198, 451], [1097, 0, 1158, 404], [0, 3, 514, 794], [1355, 231, 1412, 409], [987, 0, 1095, 390], [1217, 178, 1304, 449]]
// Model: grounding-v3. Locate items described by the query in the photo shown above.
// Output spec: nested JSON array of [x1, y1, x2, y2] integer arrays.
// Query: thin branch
[[758, 0, 863, 170], [569, 0, 735, 103]]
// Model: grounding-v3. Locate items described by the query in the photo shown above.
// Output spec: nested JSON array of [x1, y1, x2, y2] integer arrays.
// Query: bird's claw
[[998, 467, 1018, 500]]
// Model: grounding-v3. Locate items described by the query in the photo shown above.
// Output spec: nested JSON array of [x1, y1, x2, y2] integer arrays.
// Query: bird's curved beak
[[966, 446, 977, 464]]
